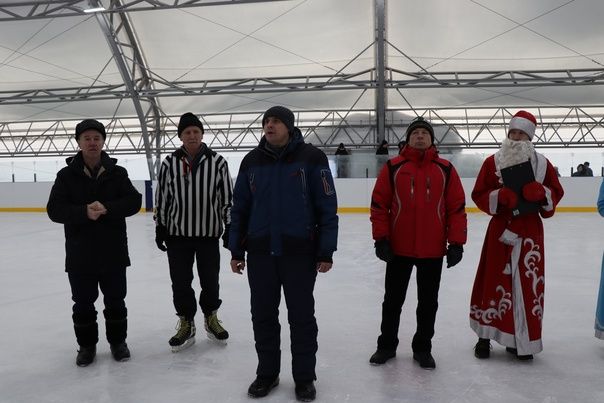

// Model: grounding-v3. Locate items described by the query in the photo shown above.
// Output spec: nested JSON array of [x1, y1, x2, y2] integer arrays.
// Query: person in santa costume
[[470, 110, 564, 360], [594, 178, 604, 339]]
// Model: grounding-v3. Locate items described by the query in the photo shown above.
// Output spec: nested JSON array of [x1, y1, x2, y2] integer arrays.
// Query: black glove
[[221, 224, 231, 249], [446, 244, 463, 268], [155, 224, 168, 252], [375, 239, 394, 263]]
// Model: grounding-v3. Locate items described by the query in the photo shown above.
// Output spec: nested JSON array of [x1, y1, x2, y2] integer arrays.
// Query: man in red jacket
[[369, 117, 467, 369]]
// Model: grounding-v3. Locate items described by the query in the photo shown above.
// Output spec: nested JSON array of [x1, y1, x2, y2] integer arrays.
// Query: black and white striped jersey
[[155, 145, 233, 237]]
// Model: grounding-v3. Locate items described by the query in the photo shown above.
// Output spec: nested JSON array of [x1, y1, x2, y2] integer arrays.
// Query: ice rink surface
[[0, 212, 602, 403]]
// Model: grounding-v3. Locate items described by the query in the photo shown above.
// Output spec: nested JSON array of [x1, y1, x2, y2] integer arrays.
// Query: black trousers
[[68, 267, 127, 346], [247, 254, 318, 383], [377, 255, 443, 353], [166, 237, 221, 319]]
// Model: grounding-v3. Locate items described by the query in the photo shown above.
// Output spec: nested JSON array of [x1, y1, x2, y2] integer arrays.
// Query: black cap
[[75, 119, 106, 141], [178, 112, 204, 136], [262, 106, 295, 133], [405, 117, 434, 143]]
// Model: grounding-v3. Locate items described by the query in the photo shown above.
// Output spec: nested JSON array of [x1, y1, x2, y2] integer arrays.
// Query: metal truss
[[2, 67, 604, 106], [2, 106, 602, 159], [0, 0, 291, 22], [90, 0, 162, 178], [3, 0, 604, 180]]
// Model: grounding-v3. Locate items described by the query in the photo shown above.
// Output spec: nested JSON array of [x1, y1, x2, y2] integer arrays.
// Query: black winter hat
[[405, 117, 434, 143], [178, 112, 204, 136], [75, 119, 106, 141], [262, 106, 295, 133]]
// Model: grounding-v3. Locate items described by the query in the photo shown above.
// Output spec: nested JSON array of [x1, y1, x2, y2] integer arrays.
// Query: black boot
[[73, 317, 98, 367], [474, 338, 491, 359], [506, 347, 533, 360], [413, 351, 436, 369], [110, 342, 131, 362], [295, 381, 316, 402], [369, 349, 396, 365], [76, 345, 96, 367], [247, 376, 279, 398]]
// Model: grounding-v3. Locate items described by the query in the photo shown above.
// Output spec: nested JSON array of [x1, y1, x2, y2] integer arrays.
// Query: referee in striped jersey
[[154, 112, 233, 352]]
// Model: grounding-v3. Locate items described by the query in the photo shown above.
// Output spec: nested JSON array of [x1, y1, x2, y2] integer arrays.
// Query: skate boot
[[204, 310, 229, 343], [169, 316, 196, 352]]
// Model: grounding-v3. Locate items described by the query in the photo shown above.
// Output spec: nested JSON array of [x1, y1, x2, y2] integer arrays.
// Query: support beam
[[91, 0, 155, 179], [2, 106, 603, 158], [2, 68, 603, 106], [374, 0, 387, 144], [0, 0, 293, 22]]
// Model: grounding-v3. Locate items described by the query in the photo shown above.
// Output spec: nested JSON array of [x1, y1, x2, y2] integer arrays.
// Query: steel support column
[[374, 0, 387, 144], [90, 0, 156, 179]]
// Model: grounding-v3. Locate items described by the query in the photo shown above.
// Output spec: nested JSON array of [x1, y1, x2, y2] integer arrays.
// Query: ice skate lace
[[174, 319, 193, 339], [206, 314, 225, 334]]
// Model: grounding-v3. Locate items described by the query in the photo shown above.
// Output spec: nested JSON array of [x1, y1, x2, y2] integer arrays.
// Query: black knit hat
[[75, 119, 106, 141], [262, 106, 295, 133], [178, 112, 204, 136], [405, 117, 434, 143]]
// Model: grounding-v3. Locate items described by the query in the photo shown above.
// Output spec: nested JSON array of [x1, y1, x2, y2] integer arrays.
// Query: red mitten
[[498, 187, 518, 209], [522, 181, 545, 202]]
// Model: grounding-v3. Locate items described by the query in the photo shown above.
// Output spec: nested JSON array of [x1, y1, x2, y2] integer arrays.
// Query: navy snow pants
[[246, 254, 318, 382]]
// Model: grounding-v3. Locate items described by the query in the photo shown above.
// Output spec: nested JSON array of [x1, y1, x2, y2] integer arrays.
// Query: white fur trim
[[533, 152, 547, 183], [509, 116, 536, 139], [489, 189, 499, 215], [542, 186, 554, 211], [499, 229, 519, 246]]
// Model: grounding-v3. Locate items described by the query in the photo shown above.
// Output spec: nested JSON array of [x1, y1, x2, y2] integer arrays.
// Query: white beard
[[495, 138, 536, 182]]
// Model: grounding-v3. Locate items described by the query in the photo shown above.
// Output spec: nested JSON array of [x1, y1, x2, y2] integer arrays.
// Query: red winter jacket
[[370, 146, 467, 258]]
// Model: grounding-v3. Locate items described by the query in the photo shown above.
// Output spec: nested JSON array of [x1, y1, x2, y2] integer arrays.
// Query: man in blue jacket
[[229, 106, 338, 402]]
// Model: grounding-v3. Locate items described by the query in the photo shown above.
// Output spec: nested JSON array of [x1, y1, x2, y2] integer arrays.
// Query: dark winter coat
[[47, 151, 142, 273], [370, 145, 467, 258], [228, 128, 338, 261]]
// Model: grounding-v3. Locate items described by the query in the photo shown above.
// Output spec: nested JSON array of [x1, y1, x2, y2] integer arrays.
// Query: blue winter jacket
[[229, 128, 338, 260], [598, 178, 604, 217]]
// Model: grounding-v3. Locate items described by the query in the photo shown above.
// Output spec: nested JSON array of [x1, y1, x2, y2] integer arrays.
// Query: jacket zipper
[[410, 176, 415, 199], [426, 176, 431, 201]]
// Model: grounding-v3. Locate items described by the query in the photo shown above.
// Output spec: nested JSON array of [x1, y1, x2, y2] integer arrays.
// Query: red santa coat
[[371, 145, 467, 258], [469, 152, 564, 355]]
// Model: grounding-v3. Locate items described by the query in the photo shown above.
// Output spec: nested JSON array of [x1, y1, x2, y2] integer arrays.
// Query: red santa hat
[[508, 110, 537, 140]]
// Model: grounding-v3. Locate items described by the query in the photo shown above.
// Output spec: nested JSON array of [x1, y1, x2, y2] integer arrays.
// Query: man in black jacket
[[47, 119, 141, 367]]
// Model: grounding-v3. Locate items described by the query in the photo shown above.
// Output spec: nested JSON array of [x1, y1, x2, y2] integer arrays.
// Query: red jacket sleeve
[[370, 162, 393, 240], [445, 165, 467, 245]]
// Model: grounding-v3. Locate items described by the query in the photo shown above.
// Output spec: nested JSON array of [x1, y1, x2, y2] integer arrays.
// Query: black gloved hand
[[221, 224, 231, 249], [375, 239, 394, 263], [446, 244, 463, 268], [155, 224, 168, 252]]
